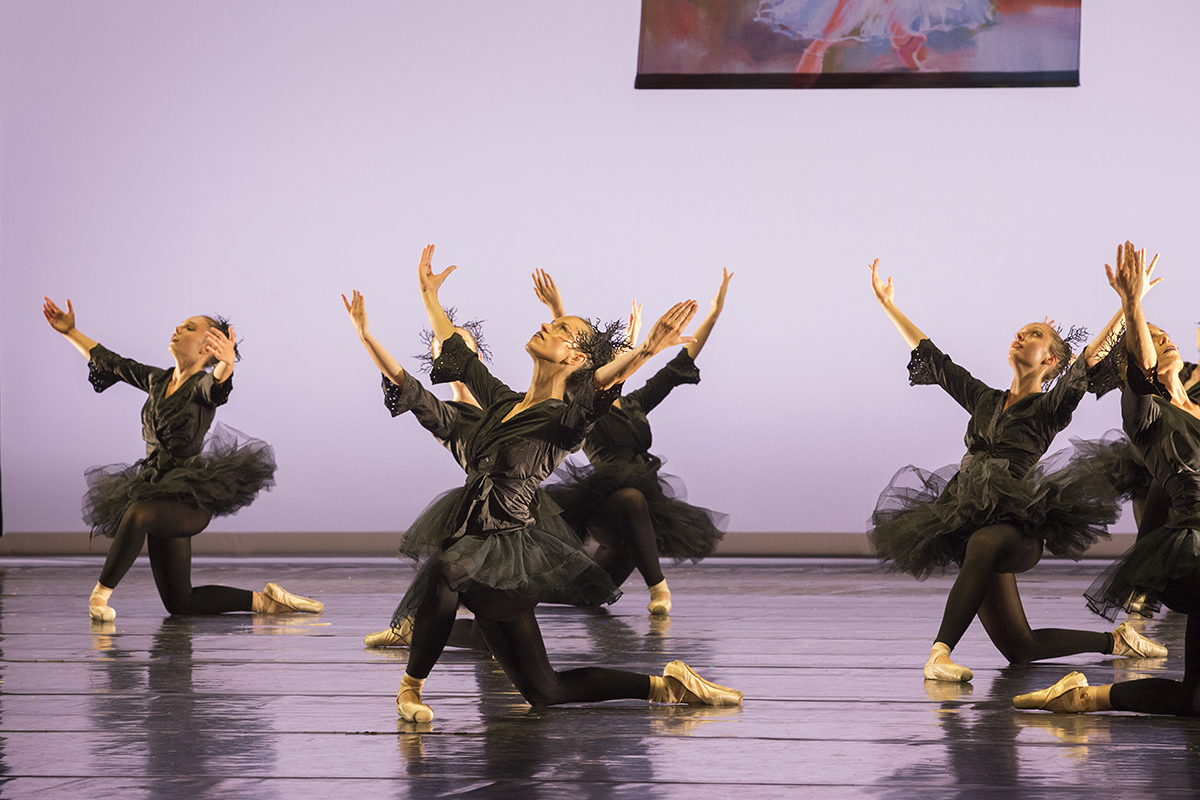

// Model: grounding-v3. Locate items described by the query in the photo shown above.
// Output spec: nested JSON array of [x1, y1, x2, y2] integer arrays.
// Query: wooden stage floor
[[0, 558, 1196, 798]]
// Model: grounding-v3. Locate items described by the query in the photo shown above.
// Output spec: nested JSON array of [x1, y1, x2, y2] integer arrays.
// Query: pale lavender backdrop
[[2, 1, 1198, 536]]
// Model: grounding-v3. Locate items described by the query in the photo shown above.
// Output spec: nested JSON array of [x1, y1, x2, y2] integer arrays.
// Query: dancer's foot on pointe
[[253, 583, 323, 614], [923, 642, 973, 682], [397, 673, 433, 722], [89, 582, 116, 622], [647, 579, 672, 616]]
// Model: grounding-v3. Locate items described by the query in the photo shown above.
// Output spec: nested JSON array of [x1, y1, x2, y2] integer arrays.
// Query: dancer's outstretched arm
[[869, 259, 927, 350], [686, 269, 732, 360], [594, 301, 698, 391], [43, 297, 98, 357], [1082, 247, 1160, 367], [343, 290, 405, 387], [1107, 241, 1156, 374], [417, 244, 457, 344]]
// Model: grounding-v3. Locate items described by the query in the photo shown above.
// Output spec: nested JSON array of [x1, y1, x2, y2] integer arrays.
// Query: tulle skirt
[[391, 490, 622, 628], [545, 460, 727, 562], [755, 0, 994, 43], [870, 451, 1119, 579], [1063, 430, 1152, 504], [82, 423, 277, 539], [1085, 509, 1200, 621]]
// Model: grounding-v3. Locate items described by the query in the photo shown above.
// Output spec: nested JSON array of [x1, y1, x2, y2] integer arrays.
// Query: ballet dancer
[[43, 298, 321, 619], [867, 257, 1165, 682], [1016, 242, 1200, 715], [533, 268, 731, 614], [347, 244, 742, 721]]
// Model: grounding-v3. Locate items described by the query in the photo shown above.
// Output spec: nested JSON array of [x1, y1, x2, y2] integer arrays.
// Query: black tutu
[[870, 449, 1119, 579], [1063, 430, 1152, 504], [545, 460, 726, 562], [391, 492, 621, 628], [82, 423, 277, 539], [1085, 509, 1200, 620]]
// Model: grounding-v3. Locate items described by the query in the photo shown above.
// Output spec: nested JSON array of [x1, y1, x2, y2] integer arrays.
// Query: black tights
[[587, 488, 664, 588], [97, 500, 253, 615], [1109, 574, 1200, 717], [405, 567, 651, 706], [934, 524, 1111, 663]]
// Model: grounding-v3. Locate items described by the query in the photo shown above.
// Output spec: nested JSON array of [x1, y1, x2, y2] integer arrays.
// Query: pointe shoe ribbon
[[923, 643, 973, 683], [1013, 671, 1089, 712], [263, 583, 323, 613], [663, 660, 743, 706], [1112, 621, 1167, 658], [365, 618, 412, 648]]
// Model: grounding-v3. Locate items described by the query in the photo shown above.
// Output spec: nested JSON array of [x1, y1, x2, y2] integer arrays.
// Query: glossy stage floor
[[0, 558, 1196, 799]]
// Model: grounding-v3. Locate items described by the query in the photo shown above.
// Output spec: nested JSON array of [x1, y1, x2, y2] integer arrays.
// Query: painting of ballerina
[[636, 0, 1080, 89]]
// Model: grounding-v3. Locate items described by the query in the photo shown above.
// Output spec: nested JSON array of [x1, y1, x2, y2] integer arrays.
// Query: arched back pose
[[867, 258, 1165, 683], [43, 298, 321, 619], [349, 245, 742, 722], [532, 268, 731, 615], [1016, 242, 1200, 716]]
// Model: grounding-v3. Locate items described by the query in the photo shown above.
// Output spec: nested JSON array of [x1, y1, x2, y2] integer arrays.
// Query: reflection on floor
[[0, 558, 1196, 798]]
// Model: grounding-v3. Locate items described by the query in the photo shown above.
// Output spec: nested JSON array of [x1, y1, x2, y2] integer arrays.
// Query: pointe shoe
[[397, 686, 434, 723], [1112, 621, 1167, 658], [263, 583, 323, 613], [88, 603, 116, 622], [923, 643, 973, 683], [663, 660, 743, 706], [647, 580, 672, 616], [1013, 671, 1089, 712], [365, 618, 412, 648]]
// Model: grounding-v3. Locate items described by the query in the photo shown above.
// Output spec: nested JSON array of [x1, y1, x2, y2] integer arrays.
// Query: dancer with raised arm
[[1016, 242, 1200, 716], [346, 245, 742, 722], [43, 298, 321, 620], [867, 258, 1165, 683], [533, 268, 731, 614]]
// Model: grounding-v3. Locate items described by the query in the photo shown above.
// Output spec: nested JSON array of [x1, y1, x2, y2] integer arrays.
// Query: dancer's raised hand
[[626, 301, 643, 347], [532, 269, 566, 318], [43, 297, 75, 334], [342, 290, 370, 338], [417, 244, 456, 298]]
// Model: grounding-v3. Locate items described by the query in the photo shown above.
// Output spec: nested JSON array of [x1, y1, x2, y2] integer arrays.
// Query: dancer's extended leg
[[148, 536, 253, 614]]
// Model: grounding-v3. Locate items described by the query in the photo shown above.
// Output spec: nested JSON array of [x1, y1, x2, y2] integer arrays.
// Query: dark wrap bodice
[[88, 344, 232, 480], [582, 348, 700, 470], [908, 338, 1091, 478]]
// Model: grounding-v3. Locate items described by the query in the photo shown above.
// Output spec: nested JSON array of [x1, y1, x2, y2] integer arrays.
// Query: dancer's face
[[527, 316, 589, 369], [169, 316, 213, 363], [1008, 322, 1057, 376], [1148, 324, 1182, 371]]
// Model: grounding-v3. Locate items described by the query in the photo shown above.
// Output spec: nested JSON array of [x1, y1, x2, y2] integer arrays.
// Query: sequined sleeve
[[907, 339, 992, 414], [430, 332, 511, 408], [87, 344, 163, 394], [381, 373, 458, 442], [622, 348, 701, 415]]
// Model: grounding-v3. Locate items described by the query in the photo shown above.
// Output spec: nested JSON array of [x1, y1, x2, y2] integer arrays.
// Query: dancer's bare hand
[[342, 290, 369, 338], [417, 244, 456, 297], [869, 258, 894, 306], [43, 297, 75, 334], [642, 301, 699, 356]]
